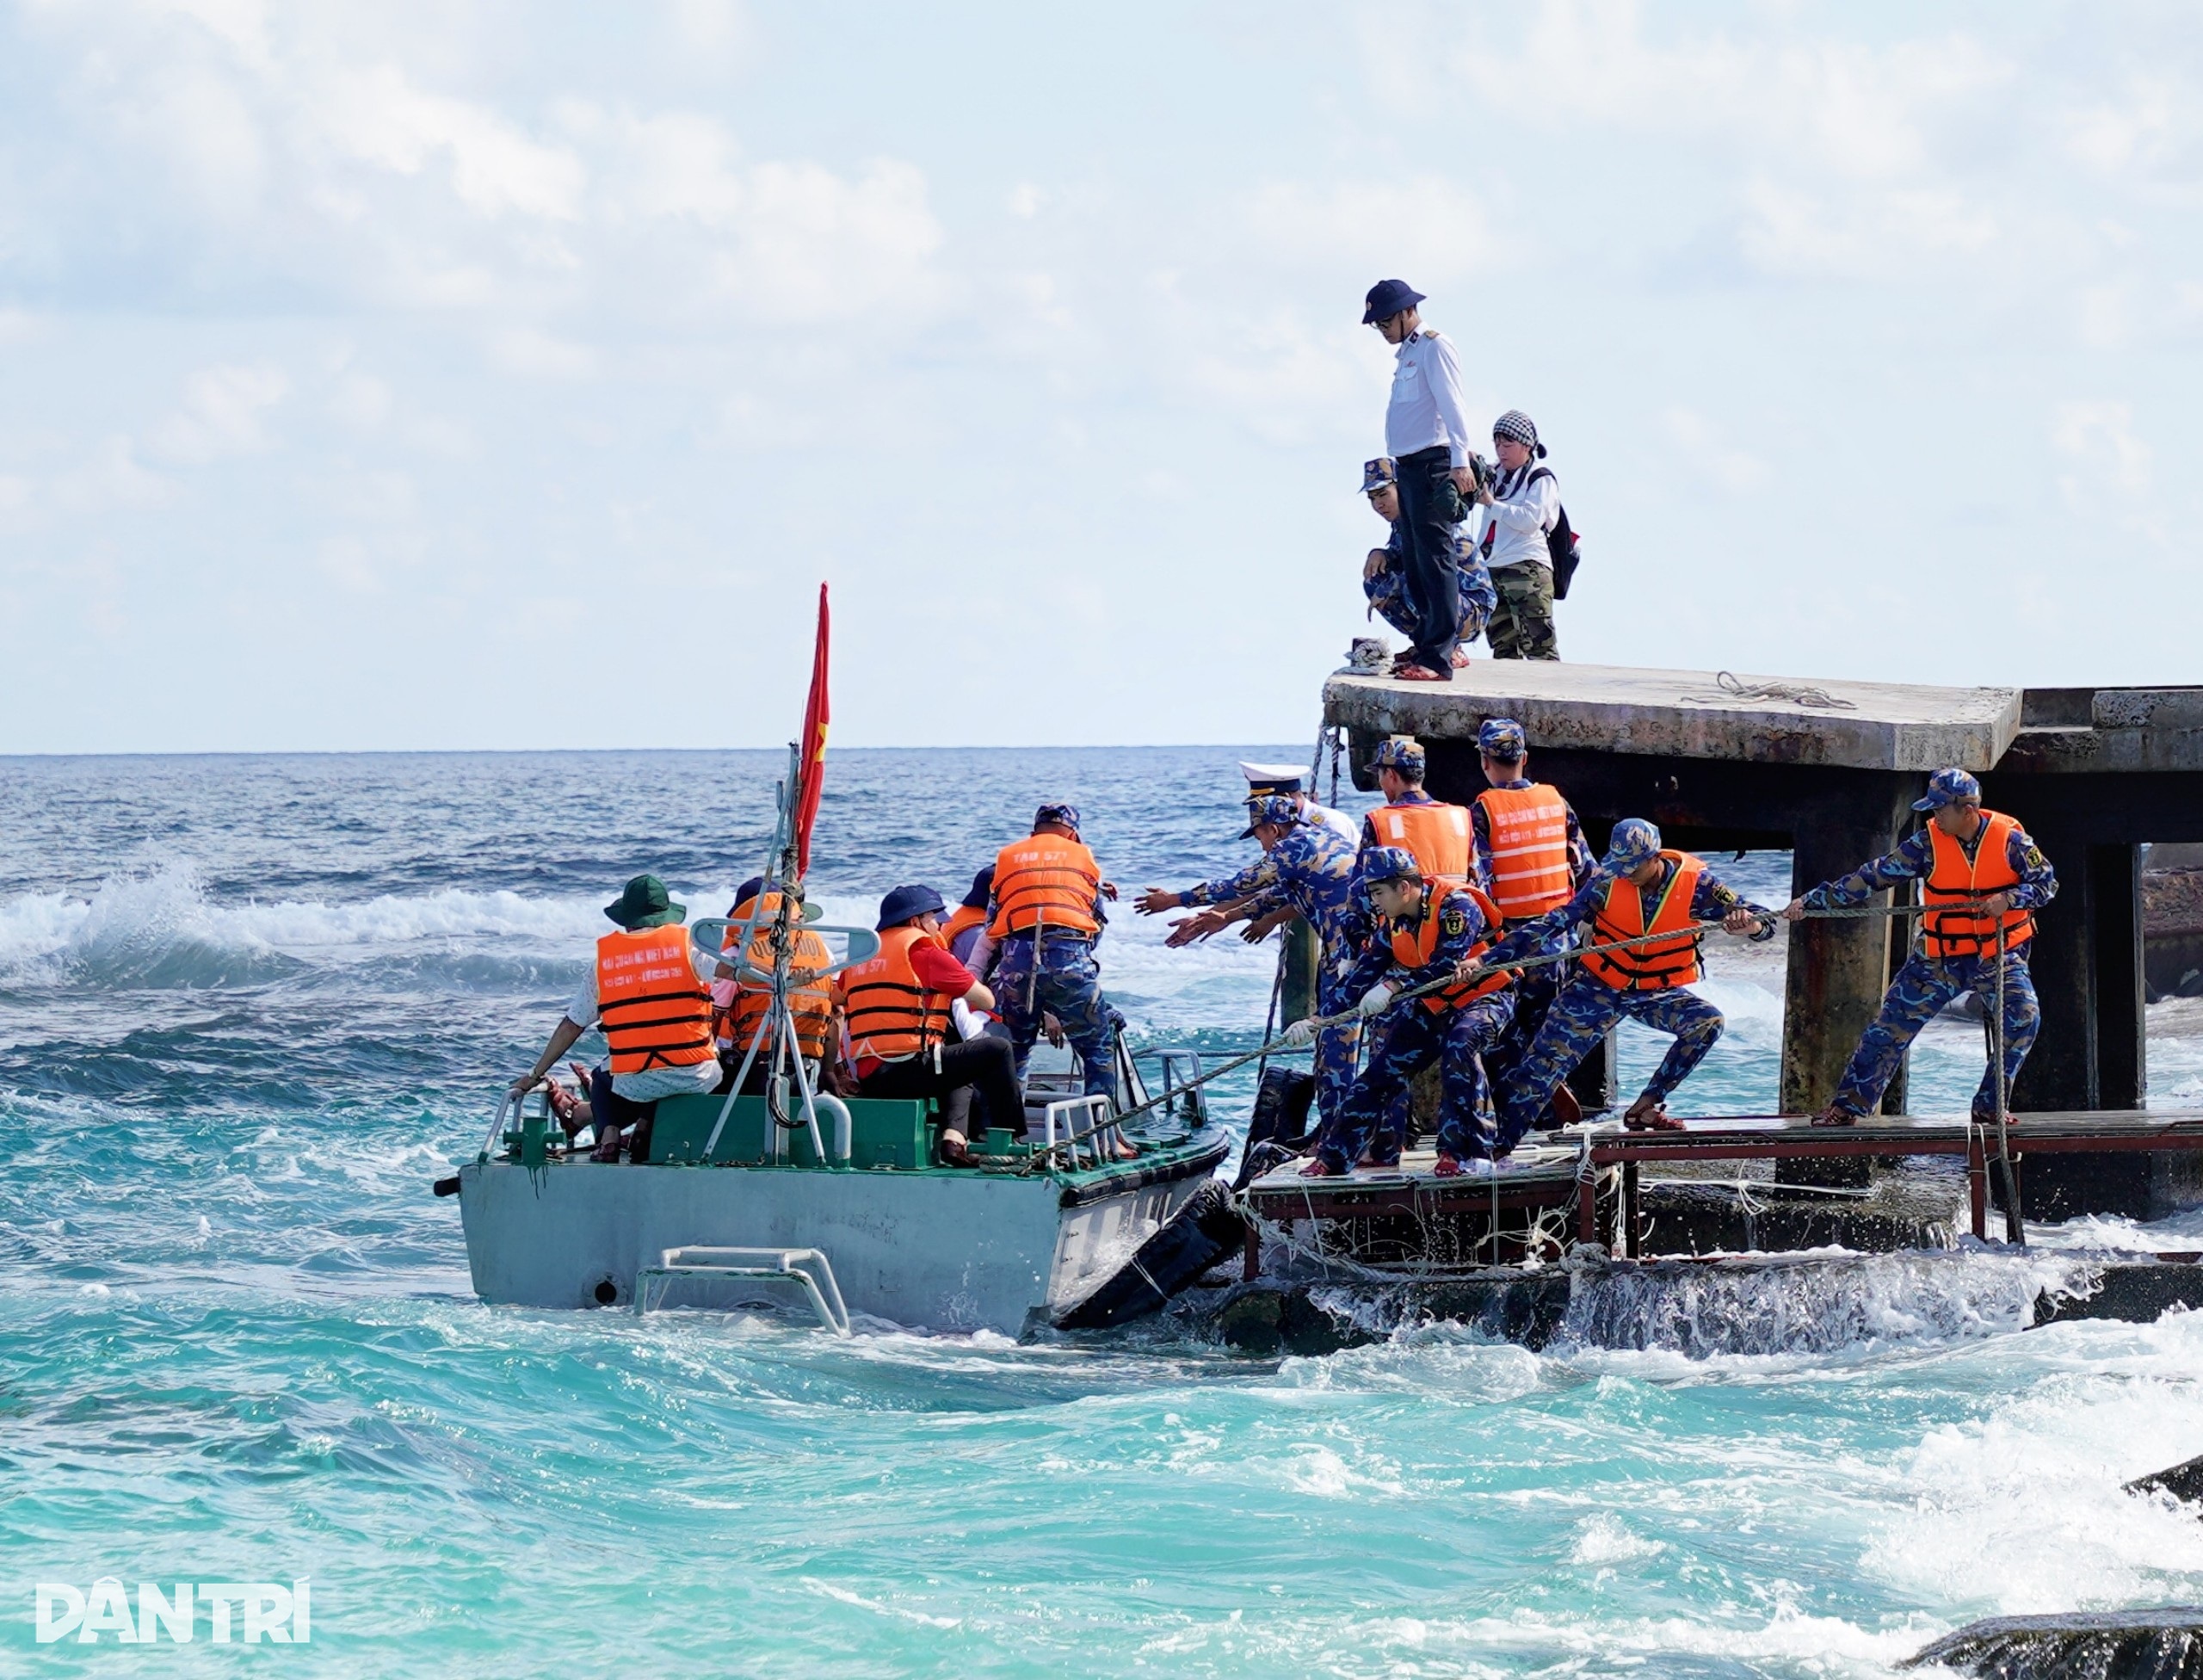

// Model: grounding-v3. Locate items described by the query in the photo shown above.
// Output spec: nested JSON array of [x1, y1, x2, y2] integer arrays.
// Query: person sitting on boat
[[1358, 736, 1472, 887], [712, 875, 842, 1096], [509, 874, 719, 1164], [1469, 717, 1595, 1078], [1468, 820, 1774, 1150], [967, 803, 1125, 1111], [1295, 845, 1515, 1178], [842, 884, 1023, 1167], [941, 868, 994, 965], [1359, 456, 1495, 669], [1781, 769, 2058, 1128], [1134, 794, 1372, 1140]]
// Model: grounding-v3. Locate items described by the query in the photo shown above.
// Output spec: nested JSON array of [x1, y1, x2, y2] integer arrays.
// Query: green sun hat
[[603, 874, 686, 929]]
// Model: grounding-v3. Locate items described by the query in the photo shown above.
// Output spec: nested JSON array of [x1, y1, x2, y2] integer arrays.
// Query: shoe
[[936, 1134, 978, 1168]]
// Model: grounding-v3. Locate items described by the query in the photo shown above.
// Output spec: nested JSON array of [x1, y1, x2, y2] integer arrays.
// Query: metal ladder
[[633, 1245, 851, 1336]]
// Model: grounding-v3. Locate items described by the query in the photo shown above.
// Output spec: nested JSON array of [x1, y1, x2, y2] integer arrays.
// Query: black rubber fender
[[1053, 1179, 1246, 1331]]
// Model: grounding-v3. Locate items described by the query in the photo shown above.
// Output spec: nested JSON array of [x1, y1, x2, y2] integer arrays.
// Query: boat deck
[[1242, 1109, 2203, 1263]]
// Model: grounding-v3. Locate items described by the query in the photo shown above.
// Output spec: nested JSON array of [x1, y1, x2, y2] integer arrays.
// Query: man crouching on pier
[[1783, 769, 2056, 1127], [1295, 846, 1515, 1179], [1466, 820, 1774, 1149]]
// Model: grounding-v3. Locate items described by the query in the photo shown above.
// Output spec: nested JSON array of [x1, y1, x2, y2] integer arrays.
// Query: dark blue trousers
[[1393, 445, 1462, 670]]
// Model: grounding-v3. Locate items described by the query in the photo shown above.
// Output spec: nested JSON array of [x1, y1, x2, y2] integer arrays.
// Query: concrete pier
[[1323, 663, 2203, 1201]]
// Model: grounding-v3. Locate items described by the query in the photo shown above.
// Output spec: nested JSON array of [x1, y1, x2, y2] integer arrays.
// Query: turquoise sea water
[[5, 748, 2203, 1677]]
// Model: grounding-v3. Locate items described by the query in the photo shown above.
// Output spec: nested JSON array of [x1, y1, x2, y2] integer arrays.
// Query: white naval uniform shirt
[[1384, 327, 1475, 467]]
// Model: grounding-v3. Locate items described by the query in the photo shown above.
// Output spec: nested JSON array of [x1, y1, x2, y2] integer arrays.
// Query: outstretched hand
[[1133, 887, 1180, 917], [1164, 909, 1229, 948]]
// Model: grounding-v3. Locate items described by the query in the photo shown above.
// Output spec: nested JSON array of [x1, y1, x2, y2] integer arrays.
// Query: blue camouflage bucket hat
[[1240, 794, 1303, 838], [1360, 457, 1397, 495], [1033, 802, 1082, 833], [1357, 845, 1422, 888], [1912, 768, 1981, 812], [1478, 718, 1527, 759], [1602, 818, 1663, 874], [1364, 735, 1426, 778]]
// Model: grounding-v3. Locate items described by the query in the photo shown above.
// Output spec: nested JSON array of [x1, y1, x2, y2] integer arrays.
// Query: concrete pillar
[[2095, 844, 2145, 1110], [1779, 779, 1914, 1115], [2011, 819, 2097, 1113], [1566, 1033, 1618, 1111]]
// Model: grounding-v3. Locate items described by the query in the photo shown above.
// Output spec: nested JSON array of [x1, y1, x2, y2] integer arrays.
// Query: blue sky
[[0, 1, 2195, 752]]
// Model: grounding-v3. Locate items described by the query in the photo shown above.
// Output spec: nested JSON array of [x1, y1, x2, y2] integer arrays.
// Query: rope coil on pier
[[1683, 670, 1859, 711]]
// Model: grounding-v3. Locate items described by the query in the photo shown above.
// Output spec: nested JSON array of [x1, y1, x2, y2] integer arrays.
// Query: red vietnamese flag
[[793, 583, 830, 879]]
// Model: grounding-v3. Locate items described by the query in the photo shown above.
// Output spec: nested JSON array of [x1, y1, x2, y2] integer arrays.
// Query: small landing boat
[[449, 586, 1228, 1335]]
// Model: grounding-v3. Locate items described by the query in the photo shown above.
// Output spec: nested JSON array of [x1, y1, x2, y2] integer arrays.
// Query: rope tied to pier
[[1683, 670, 1859, 711]]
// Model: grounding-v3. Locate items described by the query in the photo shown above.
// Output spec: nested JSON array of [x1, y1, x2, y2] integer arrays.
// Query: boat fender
[[432, 1176, 460, 1198], [1052, 1180, 1247, 1331], [1234, 1067, 1316, 1189]]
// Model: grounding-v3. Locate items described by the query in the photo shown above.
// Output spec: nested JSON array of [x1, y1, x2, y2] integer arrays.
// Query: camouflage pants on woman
[[1487, 565, 1559, 660]]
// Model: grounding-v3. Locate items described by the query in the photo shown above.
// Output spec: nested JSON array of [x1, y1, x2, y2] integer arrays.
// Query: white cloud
[[1241, 178, 1498, 283], [1662, 407, 1766, 492], [2053, 400, 2151, 492], [316, 63, 586, 221], [1737, 177, 1998, 279], [52, 437, 176, 513], [150, 362, 290, 462], [2063, 75, 2179, 172], [488, 326, 597, 380], [703, 158, 945, 323]]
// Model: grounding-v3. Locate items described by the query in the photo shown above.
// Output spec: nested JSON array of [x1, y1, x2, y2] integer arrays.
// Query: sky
[[0, 0, 2196, 753]]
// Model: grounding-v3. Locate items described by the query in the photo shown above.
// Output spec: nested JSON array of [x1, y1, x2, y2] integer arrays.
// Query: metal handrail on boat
[[479, 1089, 523, 1164], [1042, 1095, 1119, 1170], [634, 1245, 852, 1336]]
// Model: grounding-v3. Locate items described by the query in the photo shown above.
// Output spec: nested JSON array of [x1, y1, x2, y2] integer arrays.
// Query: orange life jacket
[[1474, 784, 1573, 918], [715, 892, 836, 1061], [842, 924, 958, 1063], [1387, 879, 1512, 1013], [987, 832, 1102, 937], [940, 903, 988, 949], [595, 923, 715, 1076], [1582, 851, 1706, 991], [1369, 800, 1472, 886], [1922, 811, 2035, 960]]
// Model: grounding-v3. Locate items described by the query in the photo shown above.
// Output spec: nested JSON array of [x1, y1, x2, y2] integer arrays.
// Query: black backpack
[[1478, 466, 1583, 599]]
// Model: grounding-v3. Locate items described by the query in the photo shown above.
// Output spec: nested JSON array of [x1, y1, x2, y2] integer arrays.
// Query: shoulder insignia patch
[[1441, 909, 1468, 936]]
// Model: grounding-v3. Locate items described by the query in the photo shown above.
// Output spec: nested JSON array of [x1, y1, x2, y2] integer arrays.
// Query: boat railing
[[688, 917, 881, 985], [635, 1245, 852, 1335], [479, 1089, 524, 1164], [1042, 1095, 1120, 1170], [1151, 1051, 1208, 1126]]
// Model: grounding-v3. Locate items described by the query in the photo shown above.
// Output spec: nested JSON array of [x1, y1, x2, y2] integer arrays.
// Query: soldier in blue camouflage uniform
[[1782, 769, 2057, 1125], [972, 803, 1124, 1106], [1467, 715, 1595, 1075], [1295, 846, 1515, 1177], [1360, 457, 1496, 664], [1473, 819, 1775, 1152], [1135, 794, 1369, 1130]]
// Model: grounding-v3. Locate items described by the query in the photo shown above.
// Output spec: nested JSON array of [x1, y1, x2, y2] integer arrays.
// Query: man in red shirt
[[845, 884, 1025, 1166]]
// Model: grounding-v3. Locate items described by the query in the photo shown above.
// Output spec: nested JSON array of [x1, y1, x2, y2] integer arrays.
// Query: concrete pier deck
[[1320, 663, 2203, 1190]]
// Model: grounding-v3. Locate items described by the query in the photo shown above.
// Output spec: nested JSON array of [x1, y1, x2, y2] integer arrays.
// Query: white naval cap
[[1238, 761, 1309, 793]]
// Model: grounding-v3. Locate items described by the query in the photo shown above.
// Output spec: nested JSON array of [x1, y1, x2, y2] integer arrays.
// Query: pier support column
[[1280, 917, 1319, 1026], [1778, 775, 1911, 1188], [2007, 820, 2100, 1114], [2094, 843, 2145, 1111]]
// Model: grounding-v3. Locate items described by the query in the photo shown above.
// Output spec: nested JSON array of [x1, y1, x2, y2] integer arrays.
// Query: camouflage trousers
[[1830, 951, 2039, 1120], [1366, 566, 1496, 653], [1308, 966, 1362, 1127], [1487, 565, 1559, 661], [994, 936, 1118, 1101], [1316, 990, 1516, 1171], [1496, 972, 1724, 1151]]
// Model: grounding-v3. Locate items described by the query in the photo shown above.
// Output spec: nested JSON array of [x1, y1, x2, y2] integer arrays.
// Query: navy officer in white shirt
[[1364, 277, 1479, 682]]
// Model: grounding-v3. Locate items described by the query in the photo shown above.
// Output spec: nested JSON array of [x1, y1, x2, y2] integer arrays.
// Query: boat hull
[[457, 1145, 1227, 1334]]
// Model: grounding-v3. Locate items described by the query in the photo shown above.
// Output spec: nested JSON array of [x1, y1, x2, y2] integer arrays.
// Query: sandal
[[1623, 1103, 1687, 1133], [1299, 1158, 1344, 1178], [1450, 645, 1472, 669], [1392, 663, 1448, 682], [1809, 1106, 1860, 1128]]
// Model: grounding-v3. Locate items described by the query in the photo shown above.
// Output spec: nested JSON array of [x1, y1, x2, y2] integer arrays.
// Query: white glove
[[1280, 1018, 1318, 1047], [1358, 984, 1397, 1019]]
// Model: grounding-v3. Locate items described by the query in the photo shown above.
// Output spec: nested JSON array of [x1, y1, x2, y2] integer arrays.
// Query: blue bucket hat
[[1362, 279, 1426, 324], [1602, 818, 1663, 874], [1357, 845, 1422, 888], [1912, 768, 1982, 812], [1033, 802, 1081, 833], [961, 865, 995, 910], [1478, 718, 1527, 760], [1360, 457, 1398, 495], [1365, 735, 1426, 778], [1240, 794, 1303, 838], [877, 883, 946, 930]]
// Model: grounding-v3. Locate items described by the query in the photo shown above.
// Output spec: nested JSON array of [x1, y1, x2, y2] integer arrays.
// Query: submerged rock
[[2127, 1454, 2203, 1507], [1904, 1608, 2203, 1677]]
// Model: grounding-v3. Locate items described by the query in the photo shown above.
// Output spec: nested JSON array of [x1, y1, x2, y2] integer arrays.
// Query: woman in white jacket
[[1473, 410, 1561, 660]]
